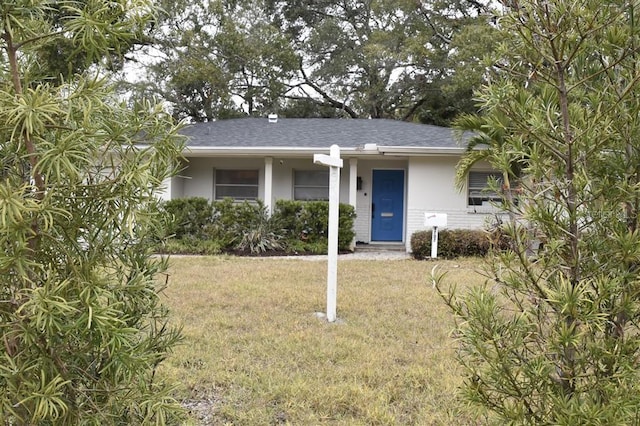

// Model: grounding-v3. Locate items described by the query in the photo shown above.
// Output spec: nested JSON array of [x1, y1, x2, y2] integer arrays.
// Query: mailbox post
[[313, 145, 343, 322], [424, 213, 447, 258]]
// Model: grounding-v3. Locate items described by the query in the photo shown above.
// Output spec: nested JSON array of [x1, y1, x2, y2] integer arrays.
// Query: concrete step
[[355, 243, 406, 252]]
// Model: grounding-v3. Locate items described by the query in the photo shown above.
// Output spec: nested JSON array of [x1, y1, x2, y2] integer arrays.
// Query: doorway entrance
[[371, 169, 405, 242]]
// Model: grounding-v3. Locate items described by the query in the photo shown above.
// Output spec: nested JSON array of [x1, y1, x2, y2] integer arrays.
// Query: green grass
[[160, 256, 486, 425]]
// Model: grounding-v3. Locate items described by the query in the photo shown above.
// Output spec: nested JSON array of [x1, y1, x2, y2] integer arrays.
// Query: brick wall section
[[355, 202, 370, 242]]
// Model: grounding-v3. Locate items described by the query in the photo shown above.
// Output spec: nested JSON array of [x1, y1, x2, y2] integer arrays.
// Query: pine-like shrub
[[0, 2, 185, 422]]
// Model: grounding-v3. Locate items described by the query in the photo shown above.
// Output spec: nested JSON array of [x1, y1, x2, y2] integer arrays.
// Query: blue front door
[[371, 169, 404, 242]]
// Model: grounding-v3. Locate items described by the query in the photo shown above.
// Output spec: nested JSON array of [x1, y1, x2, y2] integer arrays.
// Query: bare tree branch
[[298, 64, 359, 118]]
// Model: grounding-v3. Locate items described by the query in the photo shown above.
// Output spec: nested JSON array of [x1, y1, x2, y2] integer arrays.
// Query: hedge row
[[410, 228, 511, 259], [158, 197, 514, 259], [156, 197, 356, 255]]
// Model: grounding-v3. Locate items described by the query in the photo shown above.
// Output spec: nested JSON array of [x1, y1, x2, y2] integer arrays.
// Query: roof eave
[[377, 146, 465, 156], [184, 146, 383, 157], [183, 145, 464, 158], [185, 147, 321, 157]]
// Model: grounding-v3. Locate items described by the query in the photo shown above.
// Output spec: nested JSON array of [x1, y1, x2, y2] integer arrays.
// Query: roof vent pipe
[[268, 114, 278, 123]]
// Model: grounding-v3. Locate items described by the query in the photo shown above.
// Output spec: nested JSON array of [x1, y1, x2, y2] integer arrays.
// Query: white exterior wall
[[405, 157, 500, 251], [157, 177, 172, 201], [170, 175, 184, 199], [157, 160, 188, 200], [175, 156, 352, 205]]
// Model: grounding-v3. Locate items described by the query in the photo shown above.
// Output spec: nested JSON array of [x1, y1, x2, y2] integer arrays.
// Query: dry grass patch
[[160, 256, 486, 425]]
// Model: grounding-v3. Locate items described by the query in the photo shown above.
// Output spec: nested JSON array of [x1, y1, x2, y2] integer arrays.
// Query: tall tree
[[269, 0, 490, 124], [0, 0, 184, 423], [136, 0, 298, 122], [132, 0, 499, 123], [437, 0, 640, 422], [270, 0, 499, 123]]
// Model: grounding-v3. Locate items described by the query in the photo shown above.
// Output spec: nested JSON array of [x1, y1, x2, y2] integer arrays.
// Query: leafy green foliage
[[267, 0, 498, 122], [156, 197, 356, 255], [410, 229, 505, 259], [156, 238, 222, 255], [273, 200, 356, 252], [208, 199, 274, 251], [162, 197, 214, 239], [131, 0, 498, 123], [137, 0, 298, 121], [0, 1, 185, 423], [217, 199, 285, 254], [235, 225, 284, 254], [17, 0, 151, 83], [437, 0, 640, 423]]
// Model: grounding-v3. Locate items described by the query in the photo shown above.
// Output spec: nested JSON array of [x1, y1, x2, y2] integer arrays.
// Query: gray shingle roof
[[181, 118, 458, 149]]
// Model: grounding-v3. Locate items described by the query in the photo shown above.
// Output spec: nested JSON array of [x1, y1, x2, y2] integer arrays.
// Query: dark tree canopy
[[130, 0, 499, 124]]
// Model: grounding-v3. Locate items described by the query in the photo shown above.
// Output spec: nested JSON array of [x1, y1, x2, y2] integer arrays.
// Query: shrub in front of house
[[272, 200, 356, 252], [410, 229, 497, 259], [283, 239, 328, 255], [409, 230, 432, 259], [158, 197, 356, 255], [337, 203, 357, 250], [162, 197, 213, 239], [206, 198, 276, 252], [155, 237, 223, 255]]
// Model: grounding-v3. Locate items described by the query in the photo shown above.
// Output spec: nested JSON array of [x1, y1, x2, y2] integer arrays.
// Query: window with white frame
[[214, 169, 259, 200], [468, 171, 503, 206], [293, 170, 329, 201]]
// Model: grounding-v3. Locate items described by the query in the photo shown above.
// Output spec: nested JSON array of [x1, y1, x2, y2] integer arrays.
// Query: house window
[[215, 169, 259, 200], [294, 170, 329, 201], [468, 171, 503, 206]]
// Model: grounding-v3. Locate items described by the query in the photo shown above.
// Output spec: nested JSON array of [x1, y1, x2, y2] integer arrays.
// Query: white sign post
[[424, 213, 448, 259], [313, 145, 343, 322]]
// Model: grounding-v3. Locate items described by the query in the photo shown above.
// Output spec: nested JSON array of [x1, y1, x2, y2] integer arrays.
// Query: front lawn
[[160, 256, 486, 425]]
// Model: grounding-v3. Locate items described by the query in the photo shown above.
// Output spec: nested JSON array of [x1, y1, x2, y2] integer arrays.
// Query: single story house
[[161, 116, 501, 252]]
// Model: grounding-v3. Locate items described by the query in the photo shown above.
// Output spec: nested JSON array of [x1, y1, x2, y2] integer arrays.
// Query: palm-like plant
[[453, 111, 525, 221]]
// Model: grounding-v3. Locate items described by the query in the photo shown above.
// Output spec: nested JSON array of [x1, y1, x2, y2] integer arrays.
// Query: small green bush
[[236, 226, 284, 254], [410, 229, 496, 259], [284, 239, 328, 255], [338, 203, 357, 249], [273, 200, 356, 251], [202, 198, 234, 248], [163, 197, 213, 239], [410, 230, 432, 260], [209, 199, 285, 253]]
